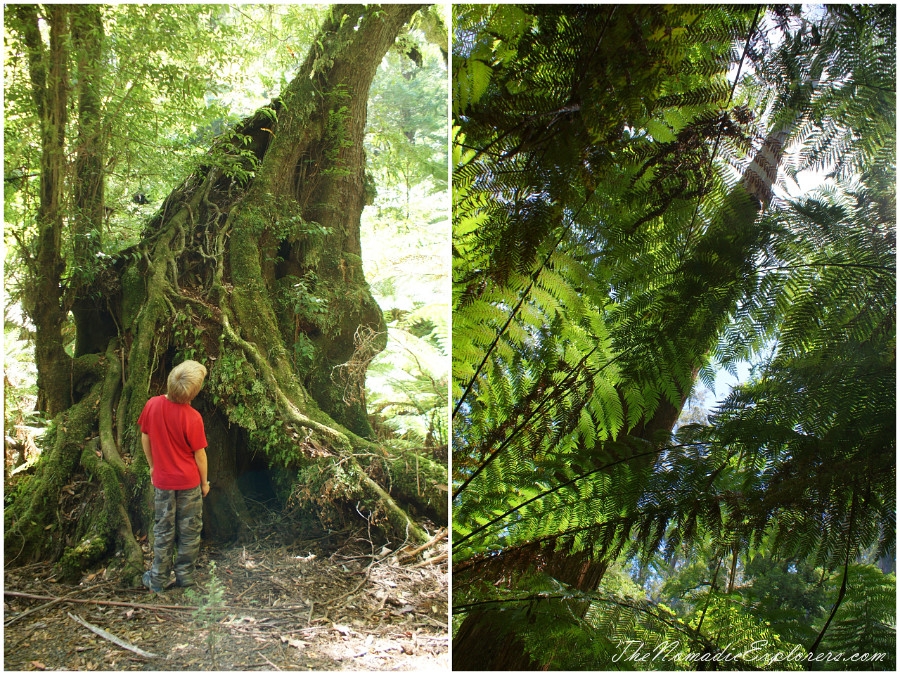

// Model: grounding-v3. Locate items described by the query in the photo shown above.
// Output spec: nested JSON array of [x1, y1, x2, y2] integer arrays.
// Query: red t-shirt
[[137, 395, 207, 490]]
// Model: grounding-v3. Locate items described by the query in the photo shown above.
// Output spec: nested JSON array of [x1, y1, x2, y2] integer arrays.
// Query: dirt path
[[4, 524, 448, 671]]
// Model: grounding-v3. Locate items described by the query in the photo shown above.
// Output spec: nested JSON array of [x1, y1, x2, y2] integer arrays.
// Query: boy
[[138, 360, 211, 592]]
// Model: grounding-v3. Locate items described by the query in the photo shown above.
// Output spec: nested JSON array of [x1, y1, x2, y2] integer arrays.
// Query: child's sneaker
[[142, 571, 163, 593]]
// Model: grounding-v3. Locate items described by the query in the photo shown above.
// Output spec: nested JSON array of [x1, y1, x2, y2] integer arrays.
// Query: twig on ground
[[260, 652, 282, 671], [4, 589, 308, 616], [67, 612, 158, 659], [417, 614, 449, 629], [398, 529, 447, 562], [5, 590, 193, 612], [235, 582, 258, 601], [4, 561, 50, 573], [324, 571, 371, 609], [406, 553, 448, 569]]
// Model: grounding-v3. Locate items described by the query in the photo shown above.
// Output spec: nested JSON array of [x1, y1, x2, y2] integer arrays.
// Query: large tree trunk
[[13, 4, 71, 417], [5, 4, 443, 584], [70, 4, 106, 267]]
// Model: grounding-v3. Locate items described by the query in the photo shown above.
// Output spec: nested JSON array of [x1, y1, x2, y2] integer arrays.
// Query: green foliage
[[366, 307, 448, 448], [742, 556, 828, 647], [207, 131, 262, 186], [319, 86, 353, 179], [452, 3, 895, 669], [172, 310, 205, 363], [186, 560, 226, 626], [820, 565, 896, 670], [3, 307, 40, 437], [3, 4, 327, 299], [367, 40, 448, 204], [206, 349, 291, 466]]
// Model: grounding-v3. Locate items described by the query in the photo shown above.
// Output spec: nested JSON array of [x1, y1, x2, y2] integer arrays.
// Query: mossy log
[[4, 5, 445, 582]]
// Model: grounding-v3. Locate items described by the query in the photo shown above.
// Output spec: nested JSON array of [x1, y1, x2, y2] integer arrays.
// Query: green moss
[[57, 533, 109, 582], [366, 448, 448, 524], [82, 443, 126, 508], [306, 375, 374, 437], [207, 349, 296, 466], [121, 265, 145, 329], [4, 385, 101, 560]]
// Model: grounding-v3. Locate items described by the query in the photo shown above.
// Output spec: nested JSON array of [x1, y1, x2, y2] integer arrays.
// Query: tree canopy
[[452, 4, 894, 670]]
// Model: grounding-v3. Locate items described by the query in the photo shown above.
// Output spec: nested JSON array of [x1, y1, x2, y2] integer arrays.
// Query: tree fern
[[453, 4, 895, 669]]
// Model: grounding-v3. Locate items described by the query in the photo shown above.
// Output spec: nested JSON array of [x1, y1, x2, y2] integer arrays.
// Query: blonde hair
[[167, 360, 207, 404]]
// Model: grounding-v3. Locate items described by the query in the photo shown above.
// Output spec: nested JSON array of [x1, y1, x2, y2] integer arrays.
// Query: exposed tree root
[[76, 442, 144, 583]]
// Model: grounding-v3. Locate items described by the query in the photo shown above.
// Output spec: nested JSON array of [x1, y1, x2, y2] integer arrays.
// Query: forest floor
[[3, 504, 448, 671]]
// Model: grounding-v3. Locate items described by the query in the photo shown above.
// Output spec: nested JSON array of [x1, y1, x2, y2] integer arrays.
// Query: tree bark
[[70, 5, 110, 362], [71, 4, 106, 268]]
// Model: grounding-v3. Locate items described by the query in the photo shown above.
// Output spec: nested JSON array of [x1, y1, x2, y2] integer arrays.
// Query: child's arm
[[194, 448, 210, 497], [141, 432, 153, 474]]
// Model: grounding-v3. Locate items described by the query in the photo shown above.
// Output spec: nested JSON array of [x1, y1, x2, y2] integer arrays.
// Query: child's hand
[[201, 481, 210, 497]]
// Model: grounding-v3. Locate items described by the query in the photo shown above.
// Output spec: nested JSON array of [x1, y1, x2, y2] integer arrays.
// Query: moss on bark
[[4, 379, 102, 564], [373, 448, 448, 524]]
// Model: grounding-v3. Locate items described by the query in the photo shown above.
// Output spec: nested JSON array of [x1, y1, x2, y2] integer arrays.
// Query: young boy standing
[[138, 360, 211, 591]]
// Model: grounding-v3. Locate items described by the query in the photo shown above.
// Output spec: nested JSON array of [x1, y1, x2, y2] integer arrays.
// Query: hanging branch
[[808, 493, 858, 656]]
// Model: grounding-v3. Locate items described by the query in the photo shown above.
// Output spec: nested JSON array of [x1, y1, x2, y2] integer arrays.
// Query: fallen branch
[[67, 612, 158, 659], [4, 590, 308, 615], [5, 590, 192, 612], [398, 528, 447, 562], [5, 583, 106, 627]]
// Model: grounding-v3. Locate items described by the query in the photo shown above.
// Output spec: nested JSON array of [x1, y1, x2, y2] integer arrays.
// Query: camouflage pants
[[149, 486, 203, 588]]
